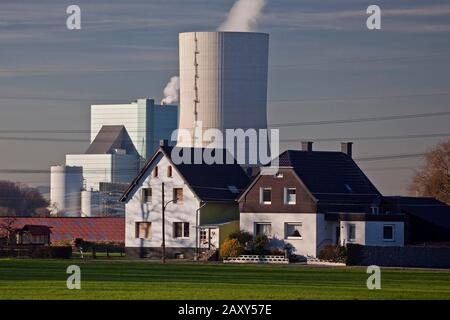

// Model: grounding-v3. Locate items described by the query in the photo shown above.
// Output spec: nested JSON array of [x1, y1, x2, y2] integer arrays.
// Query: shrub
[[219, 238, 245, 258], [253, 234, 268, 255], [227, 230, 252, 246], [318, 245, 347, 262]]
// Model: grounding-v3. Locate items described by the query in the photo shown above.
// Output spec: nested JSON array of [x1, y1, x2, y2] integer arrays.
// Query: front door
[[199, 228, 219, 250]]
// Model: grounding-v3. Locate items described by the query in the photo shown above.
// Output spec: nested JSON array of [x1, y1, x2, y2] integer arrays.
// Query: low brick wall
[[347, 244, 450, 268]]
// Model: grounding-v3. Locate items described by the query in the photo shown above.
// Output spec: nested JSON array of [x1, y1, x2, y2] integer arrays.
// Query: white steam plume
[[218, 0, 266, 32], [160, 76, 180, 105]]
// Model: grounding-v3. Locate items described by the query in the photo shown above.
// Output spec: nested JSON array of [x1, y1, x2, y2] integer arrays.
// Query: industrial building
[[50, 98, 178, 217]]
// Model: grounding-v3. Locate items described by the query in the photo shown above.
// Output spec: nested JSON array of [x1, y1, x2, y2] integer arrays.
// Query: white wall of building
[[240, 213, 327, 257], [91, 99, 178, 161], [125, 155, 201, 249], [340, 220, 404, 246], [365, 221, 404, 246], [66, 154, 138, 191]]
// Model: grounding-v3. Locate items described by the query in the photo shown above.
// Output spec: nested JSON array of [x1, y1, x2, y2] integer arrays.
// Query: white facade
[[66, 154, 138, 191], [340, 220, 404, 247], [178, 32, 269, 147], [241, 213, 404, 257], [125, 155, 200, 249], [91, 98, 178, 161], [50, 165, 83, 217]]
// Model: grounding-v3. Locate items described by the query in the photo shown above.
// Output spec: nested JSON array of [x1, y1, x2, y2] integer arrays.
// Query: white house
[[119, 141, 250, 259], [238, 142, 405, 258]]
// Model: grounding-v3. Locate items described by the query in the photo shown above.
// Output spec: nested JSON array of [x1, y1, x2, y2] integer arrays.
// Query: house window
[[383, 225, 394, 241], [200, 230, 207, 242], [285, 188, 296, 205], [142, 188, 152, 203], [260, 188, 272, 204], [285, 223, 302, 239], [173, 222, 190, 238], [153, 166, 158, 177], [371, 206, 379, 214], [135, 222, 152, 239], [348, 224, 356, 241], [255, 223, 271, 237], [167, 166, 172, 177], [173, 188, 183, 203]]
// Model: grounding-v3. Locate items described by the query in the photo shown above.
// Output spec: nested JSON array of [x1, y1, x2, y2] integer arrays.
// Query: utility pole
[[161, 182, 166, 264]]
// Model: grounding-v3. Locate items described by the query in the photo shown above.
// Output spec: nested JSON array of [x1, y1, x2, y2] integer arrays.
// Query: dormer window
[[371, 206, 379, 214]]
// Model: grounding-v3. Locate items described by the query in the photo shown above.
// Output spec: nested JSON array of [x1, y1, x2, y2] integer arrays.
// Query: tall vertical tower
[[177, 32, 269, 147]]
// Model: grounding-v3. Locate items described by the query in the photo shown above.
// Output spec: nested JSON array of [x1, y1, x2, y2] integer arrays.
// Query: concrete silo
[[81, 189, 101, 217], [50, 165, 83, 217], [177, 32, 269, 147]]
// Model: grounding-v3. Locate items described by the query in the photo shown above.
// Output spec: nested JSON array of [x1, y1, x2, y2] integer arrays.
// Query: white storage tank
[[81, 190, 101, 217], [178, 32, 269, 147], [50, 165, 83, 217]]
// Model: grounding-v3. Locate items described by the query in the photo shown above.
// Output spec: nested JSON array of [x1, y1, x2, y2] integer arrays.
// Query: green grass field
[[0, 259, 449, 299]]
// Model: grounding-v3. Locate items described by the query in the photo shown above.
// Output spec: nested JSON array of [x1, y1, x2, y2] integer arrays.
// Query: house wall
[[218, 220, 240, 247], [200, 202, 239, 225], [339, 220, 404, 246], [239, 169, 317, 213], [240, 212, 323, 257], [125, 155, 200, 254], [365, 221, 404, 246]]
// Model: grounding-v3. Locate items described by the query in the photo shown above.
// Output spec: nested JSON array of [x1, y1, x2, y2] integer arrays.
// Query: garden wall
[[346, 244, 450, 268]]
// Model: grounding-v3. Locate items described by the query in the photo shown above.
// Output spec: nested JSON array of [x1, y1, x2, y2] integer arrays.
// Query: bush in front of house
[[219, 238, 245, 258], [318, 245, 347, 262], [227, 230, 253, 246], [253, 234, 269, 255]]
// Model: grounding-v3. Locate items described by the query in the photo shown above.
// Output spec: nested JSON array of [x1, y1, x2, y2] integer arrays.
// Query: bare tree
[[0, 217, 17, 247], [409, 140, 450, 204]]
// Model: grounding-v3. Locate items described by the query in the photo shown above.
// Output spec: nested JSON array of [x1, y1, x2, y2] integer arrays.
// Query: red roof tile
[[0, 217, 124, 242]]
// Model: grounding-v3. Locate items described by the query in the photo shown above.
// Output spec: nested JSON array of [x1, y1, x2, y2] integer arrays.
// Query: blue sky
[[0, 0, 450, 195]]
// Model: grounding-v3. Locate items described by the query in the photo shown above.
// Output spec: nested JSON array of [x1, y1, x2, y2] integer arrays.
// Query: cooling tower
[[178, 32, 269, 147]]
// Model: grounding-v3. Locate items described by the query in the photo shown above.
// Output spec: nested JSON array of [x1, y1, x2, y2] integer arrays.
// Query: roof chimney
[[341, 142, 353, 158], [301, 141, 313, 152], [159, 139, 168, 147]]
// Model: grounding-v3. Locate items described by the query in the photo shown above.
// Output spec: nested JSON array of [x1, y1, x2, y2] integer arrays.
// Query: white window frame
[[383, 224, 395, 242], [260, 187, 272, 205], [284, 187, 297, 205], [255, 222, 272, 237], [348, 224, 356, 242], [173, 222, 190, 239], [285, 222, 302, 239]]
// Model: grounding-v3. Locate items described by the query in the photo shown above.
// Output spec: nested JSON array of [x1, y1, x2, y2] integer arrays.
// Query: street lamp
[[161, 182, 175, 264], [194, 202, 206, 261]]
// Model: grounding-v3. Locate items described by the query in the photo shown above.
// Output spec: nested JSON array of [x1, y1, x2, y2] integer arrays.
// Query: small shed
[[16, 225, 52, 245]]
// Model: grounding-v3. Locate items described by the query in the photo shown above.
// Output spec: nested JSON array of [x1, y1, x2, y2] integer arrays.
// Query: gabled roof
[[0, 217, 124, 242], [239, 150, 382, 210], [120, 146, 251, 202], [85, 125, 137, 155], [383, 196, 450, 230]]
